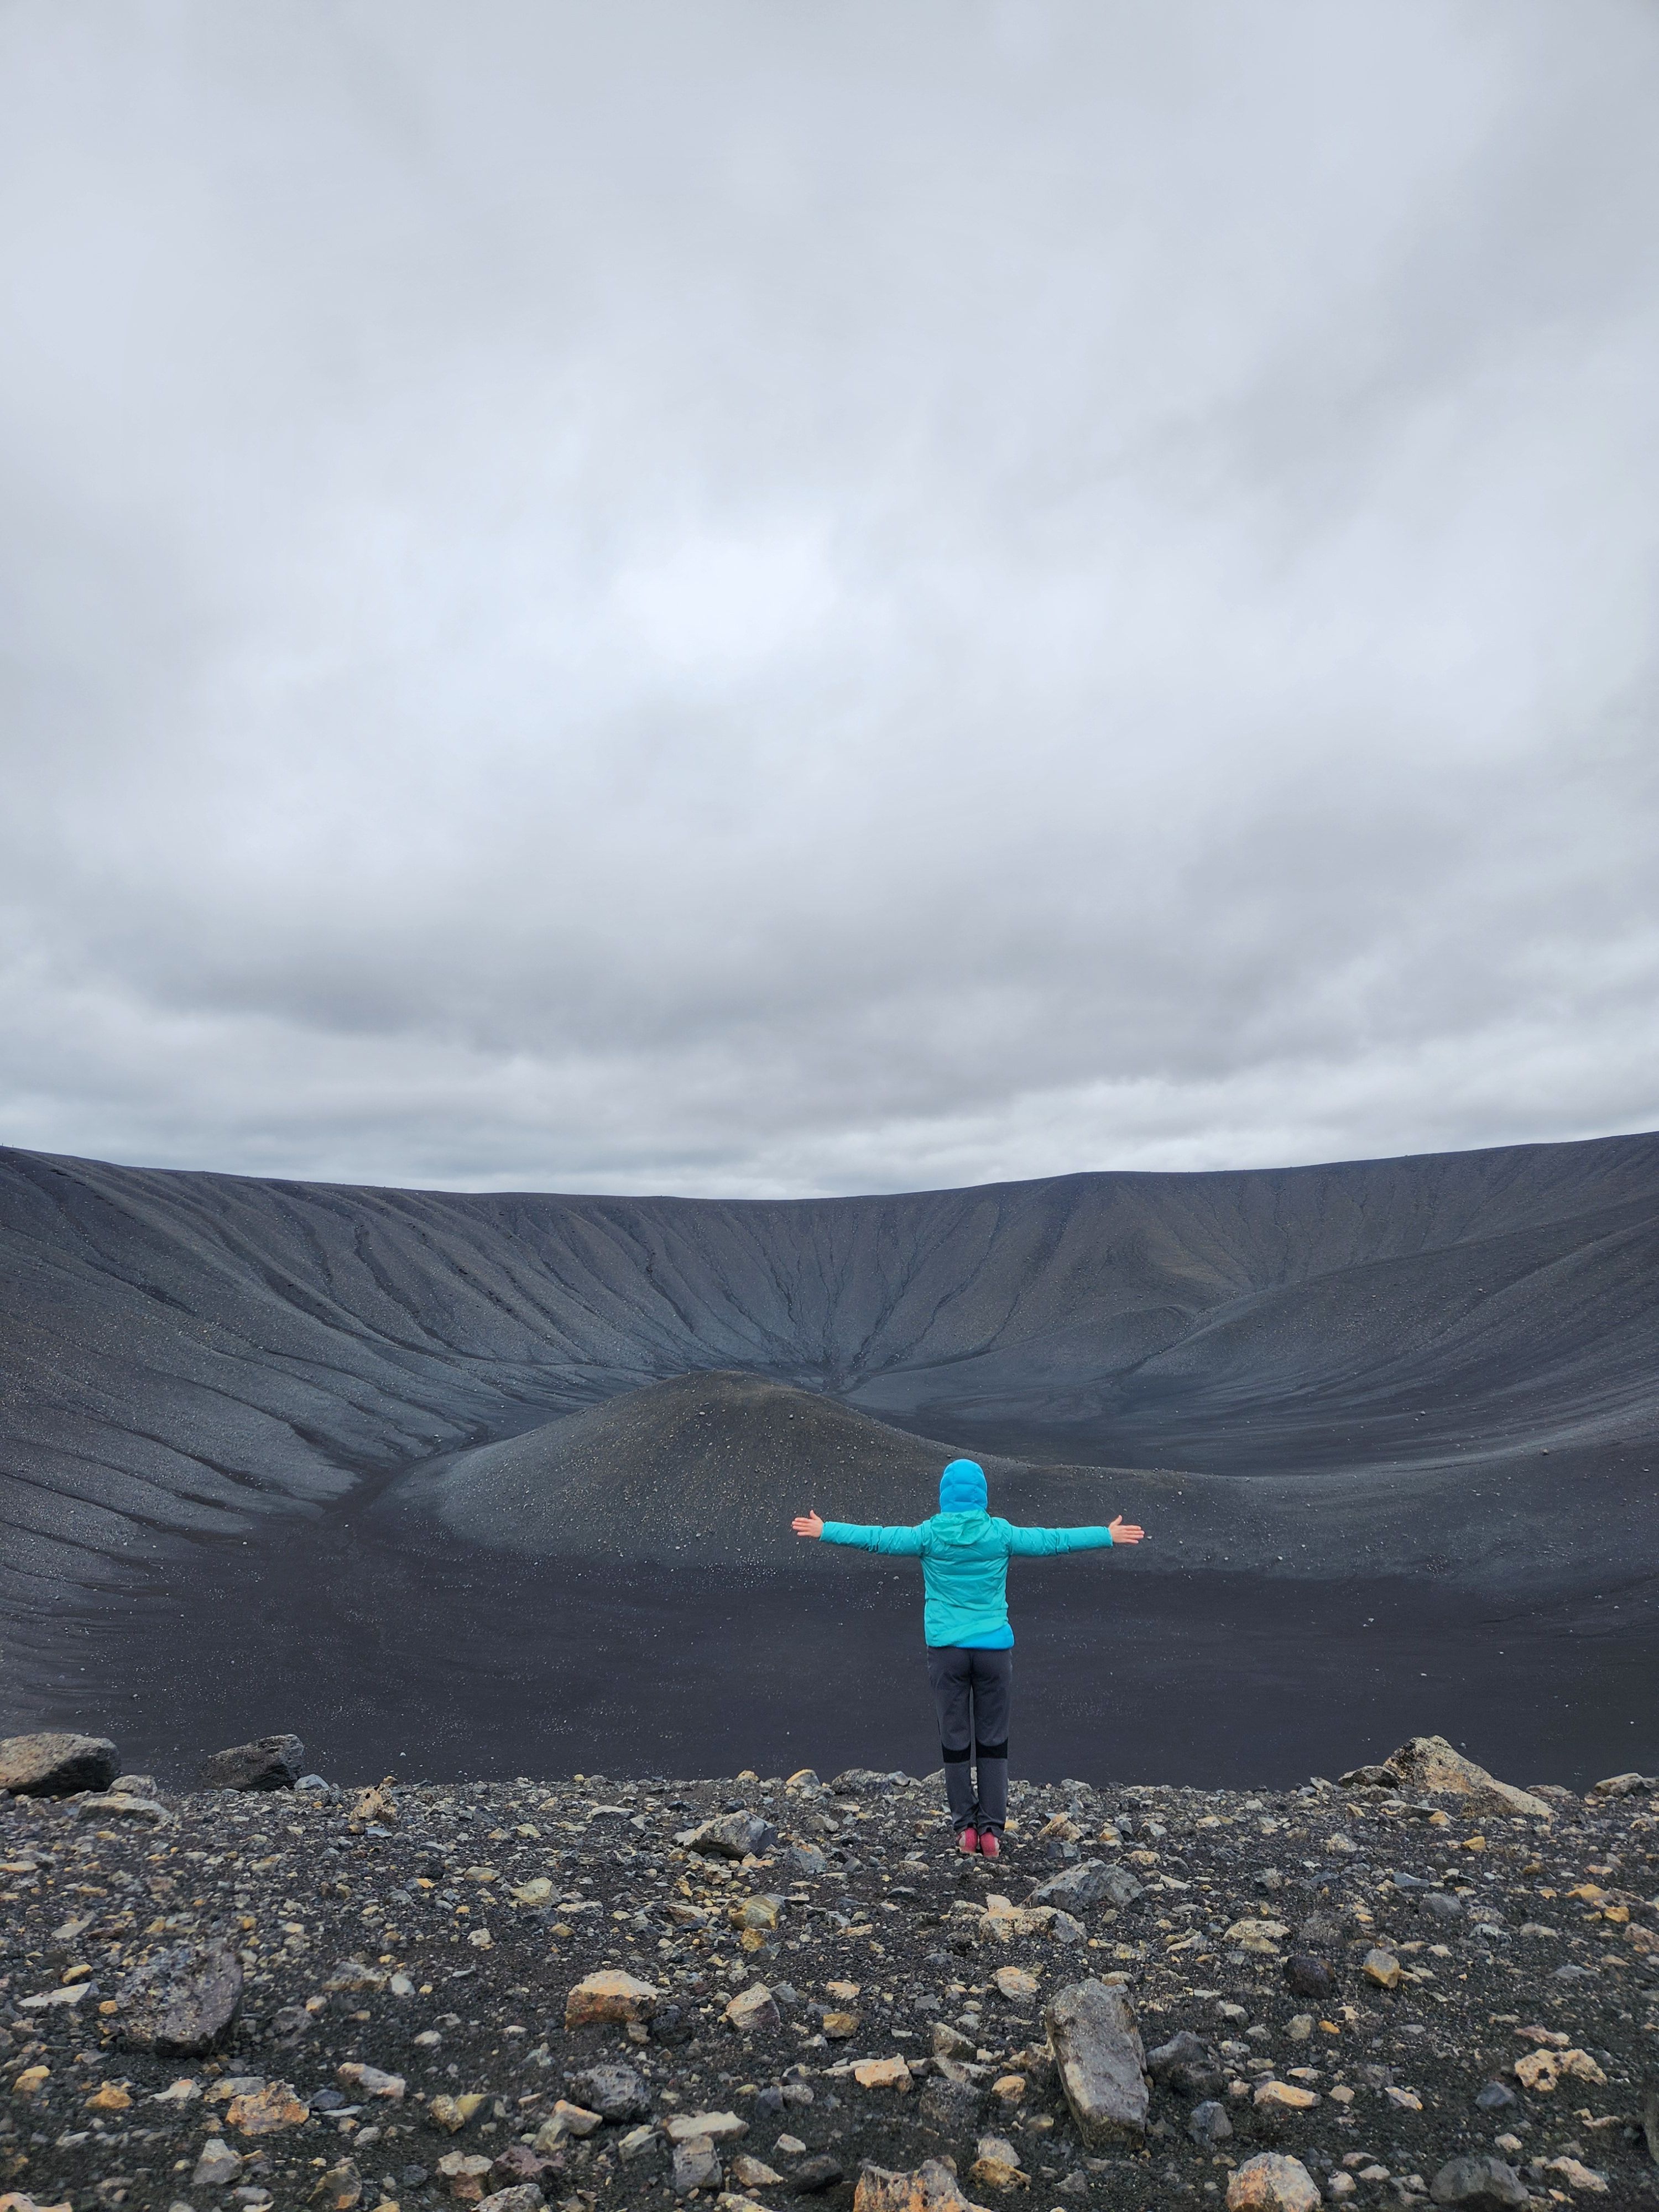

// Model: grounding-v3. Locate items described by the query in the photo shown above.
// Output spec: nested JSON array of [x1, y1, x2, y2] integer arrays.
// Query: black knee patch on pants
[[941, 1744, 972, 1764], [974, 1739, 1008, 1760]]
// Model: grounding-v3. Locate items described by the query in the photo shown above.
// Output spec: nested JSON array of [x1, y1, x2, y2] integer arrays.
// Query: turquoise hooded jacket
[[820, 1459, 1114, 1650]]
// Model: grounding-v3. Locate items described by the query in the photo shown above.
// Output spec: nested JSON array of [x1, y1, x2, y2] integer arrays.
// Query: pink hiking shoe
[[957, 1825, 979, 1855], [978, 1830, 1000, 1860]]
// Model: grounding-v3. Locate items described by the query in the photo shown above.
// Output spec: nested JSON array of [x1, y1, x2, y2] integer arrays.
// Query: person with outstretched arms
[[791, 1458, 1144, 1858]]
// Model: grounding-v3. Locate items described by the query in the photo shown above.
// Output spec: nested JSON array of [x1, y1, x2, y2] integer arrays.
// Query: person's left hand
[[792, 1510, 825, 1539], [1109, 1516, 1145, 1544]]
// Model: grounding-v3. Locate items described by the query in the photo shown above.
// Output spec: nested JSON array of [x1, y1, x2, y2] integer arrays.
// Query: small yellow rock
[[992, 1966, 1039, 2001], [1361, 1947, 1402, 1990], [428, 2090, 486, 2132], [227, 2081, 309, 2136], [852, 2055, 912, 2091], [562, 1968, 659, 2028], [1561, 2049, 1608, 2085], [826, 1979, 862, 2000], [822, 2010, 861, 2039], [990, 2074, 1026, 2103], [13, 2065, 49, 2097], [1542, 2155, 1608, 2193], [1514, 2048, 1559, 2091], [1224, 1918, 1290, 1954], [84, 2082, 132, 2114], [1253, 2079, 1318, 2112]]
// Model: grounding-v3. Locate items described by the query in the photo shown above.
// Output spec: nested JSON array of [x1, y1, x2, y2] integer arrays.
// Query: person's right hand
[[792, 1510, 825, 1540], [1109, 1516, 1145, 1544]]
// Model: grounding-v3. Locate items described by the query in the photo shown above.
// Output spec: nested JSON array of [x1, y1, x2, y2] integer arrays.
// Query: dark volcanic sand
[[22, 1486, 1658, 1794]]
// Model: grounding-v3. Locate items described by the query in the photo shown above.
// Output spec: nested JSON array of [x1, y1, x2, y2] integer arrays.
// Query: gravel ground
[[3, 1757, 1656, 2212]]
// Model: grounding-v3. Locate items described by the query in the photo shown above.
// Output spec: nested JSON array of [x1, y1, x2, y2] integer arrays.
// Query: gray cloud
[[2, 1, 1656, 1195]]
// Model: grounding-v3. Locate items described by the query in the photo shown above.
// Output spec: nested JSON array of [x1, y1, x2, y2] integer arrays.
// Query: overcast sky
[[1, 2, 1656, 1198]]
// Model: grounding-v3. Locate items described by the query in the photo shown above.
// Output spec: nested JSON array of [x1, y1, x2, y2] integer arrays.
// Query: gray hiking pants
[[926, 1644, 1011, 1833]]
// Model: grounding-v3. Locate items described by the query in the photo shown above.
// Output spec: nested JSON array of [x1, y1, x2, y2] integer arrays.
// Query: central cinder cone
[[398, 1368, 1030, 1565]]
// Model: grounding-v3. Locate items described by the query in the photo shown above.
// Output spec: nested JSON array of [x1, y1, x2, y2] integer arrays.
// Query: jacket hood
[[938, 1459, 988, 1512]]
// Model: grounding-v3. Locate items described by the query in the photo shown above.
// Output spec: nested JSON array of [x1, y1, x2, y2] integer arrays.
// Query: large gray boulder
[[679, 1811, 778, 1859], [1379, 1736, 1553, 1820], [1043, 1978, 1148, 2143], [199, 1733, 305, 1791], [117, 1937, 244, 2054], [0, 1731, 119, 1797], [1028, 1859, 1142, 1911], [1428, 2155, 1529, 2209], [1146, 2028, 1224, 2099], [565, 2062, 649, 2121]]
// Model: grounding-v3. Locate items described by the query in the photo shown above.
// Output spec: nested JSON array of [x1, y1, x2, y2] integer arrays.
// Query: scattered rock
[[310, 2159, 364, 2209], [477, 2187, 549, 2212], [0, 1731, 119, 1797], [1224, 2151, 1321, 2210], [337, 2060, 404, 2100], [1254, 2079, 1318, 2112], [1512, 2045, 1605, 2091], [1223, 1917, 1288, 1954], [226, 2079, 309, 2134], [1592, 1772, 1655, 1797], [1282, 1954, 1334, 2000], [724, 1982, 781, 2033], [729, 2154, 787, 2188], [117, 1937, 243, 2054], [682, 1813, 779, 1859], [1189, 2099, 1233, 2147], [853, 2056, 913, 2092], [431, 2091, 488, 2131], [436, 2147, 494, 2197], [72, 1791, 169, 1824], [566, 2063, 649, 2120], [324, 1958, 389, 1994], [191, 2135, 244, 2188], [1044, 1977, 1148, 2143], [672, 2137, 723, 2194], [792, 2154, 847, 2192], [918, 2075, 982, 2141], [197, 1733, 305, 1792], [1540, 2155, 1608, 2193], [1362, 1947, 1402, 1989], [1027, 1860, 1142, 1911], [990, 1966, 1039, 2004], [665, 2112, 749, 2143], [1146, 2030, 1224, 2100], [852, 2157, 983, 2212], [1427, 2154, 1529, 2208], [1381, 1736, 1553, 1820], [968, 2133, 1024, 2189], [564, 1969, 659, 2028]]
